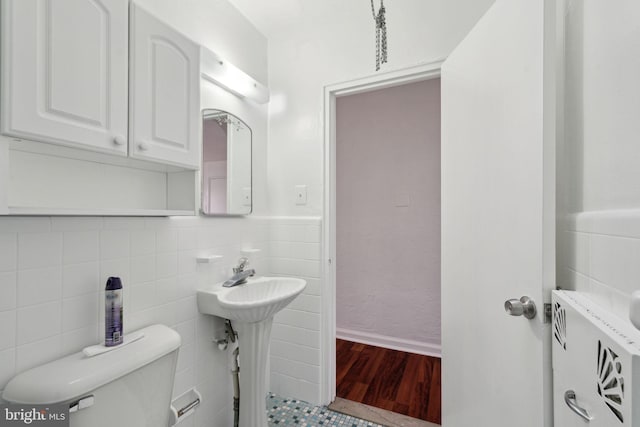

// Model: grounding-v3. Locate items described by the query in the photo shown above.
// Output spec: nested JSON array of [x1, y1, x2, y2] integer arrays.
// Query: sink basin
[[197, 275, 306, 426], [197, 276, 306, 323]]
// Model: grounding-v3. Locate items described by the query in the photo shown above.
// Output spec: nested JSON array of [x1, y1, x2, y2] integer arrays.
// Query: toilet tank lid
[[2, 324, 181, 404]]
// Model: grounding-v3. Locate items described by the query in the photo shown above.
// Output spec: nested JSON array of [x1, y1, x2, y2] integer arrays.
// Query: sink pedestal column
[[235, 317, 273, 427]]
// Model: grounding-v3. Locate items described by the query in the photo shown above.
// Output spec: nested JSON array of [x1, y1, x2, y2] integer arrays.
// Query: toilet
[[2, 324, 181, 427]]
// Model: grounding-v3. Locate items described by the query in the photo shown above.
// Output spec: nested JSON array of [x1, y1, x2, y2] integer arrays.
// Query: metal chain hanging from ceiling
[[371, 0, 388, 71]]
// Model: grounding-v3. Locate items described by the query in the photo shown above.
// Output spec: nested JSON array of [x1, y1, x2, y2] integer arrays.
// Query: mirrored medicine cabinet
[[200, 109, 252, 216]]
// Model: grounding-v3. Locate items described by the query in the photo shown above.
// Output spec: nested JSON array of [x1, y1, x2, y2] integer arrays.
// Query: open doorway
[[328, 73, 442, 425]]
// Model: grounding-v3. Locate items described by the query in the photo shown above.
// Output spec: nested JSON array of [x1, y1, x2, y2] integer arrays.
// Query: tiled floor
[[267, 393, 383, 426]]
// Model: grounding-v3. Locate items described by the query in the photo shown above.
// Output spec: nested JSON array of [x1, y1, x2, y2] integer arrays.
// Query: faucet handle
[[233, 257, 250, 274]]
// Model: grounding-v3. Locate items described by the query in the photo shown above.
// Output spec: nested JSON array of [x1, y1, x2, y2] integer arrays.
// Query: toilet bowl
[[2, 324, 181, 427]]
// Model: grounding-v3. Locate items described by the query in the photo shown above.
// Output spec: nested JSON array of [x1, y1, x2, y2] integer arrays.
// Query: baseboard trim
[[336, 328, 441, 358]]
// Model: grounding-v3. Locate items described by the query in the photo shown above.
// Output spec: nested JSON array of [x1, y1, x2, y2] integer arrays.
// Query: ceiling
[[226, 0, 373, 39]]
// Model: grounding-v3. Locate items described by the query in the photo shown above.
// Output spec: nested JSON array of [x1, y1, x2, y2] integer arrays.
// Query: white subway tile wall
[[18, 232, 62, 270], [0, 234, 18, 272], [18, 267, 62, 307], [0, 215, 271, 427], [268, 217, 323, 404], [561, 210, 640, 322], [0, 272, 17, 311], [62, 231, 98, 264]]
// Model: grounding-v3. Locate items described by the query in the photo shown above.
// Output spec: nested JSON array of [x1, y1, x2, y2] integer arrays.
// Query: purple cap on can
[[106, 276, 122, 290]]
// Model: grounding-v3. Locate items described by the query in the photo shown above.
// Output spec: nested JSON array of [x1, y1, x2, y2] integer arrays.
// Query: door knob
[[504, 296, 536, 319], [137, 141, 150, 151]]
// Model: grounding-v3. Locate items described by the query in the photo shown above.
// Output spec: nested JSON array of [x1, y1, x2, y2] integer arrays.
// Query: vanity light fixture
[[201, 47, 270, 104]]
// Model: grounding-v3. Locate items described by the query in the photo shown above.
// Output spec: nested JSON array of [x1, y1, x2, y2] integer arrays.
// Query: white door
[[441, 0, 557, 426], [129, 3, 200, 169], [0, 0, 128, 154]]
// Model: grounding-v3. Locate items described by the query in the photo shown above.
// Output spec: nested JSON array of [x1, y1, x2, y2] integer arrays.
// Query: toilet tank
[[2, 324, 181, 427]]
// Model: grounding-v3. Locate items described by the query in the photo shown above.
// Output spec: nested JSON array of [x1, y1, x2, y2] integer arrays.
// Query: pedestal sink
[[197, 276, 306, 427]]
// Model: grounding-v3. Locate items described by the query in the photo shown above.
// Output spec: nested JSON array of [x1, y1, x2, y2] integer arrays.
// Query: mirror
[[201, 109, 252, 215]]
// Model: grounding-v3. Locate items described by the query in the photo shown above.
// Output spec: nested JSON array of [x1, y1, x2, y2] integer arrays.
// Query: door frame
[[321, 60, 444, 404]]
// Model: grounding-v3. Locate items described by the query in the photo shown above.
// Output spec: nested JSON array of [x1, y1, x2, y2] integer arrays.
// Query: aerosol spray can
[[105, 276, 123, 347]]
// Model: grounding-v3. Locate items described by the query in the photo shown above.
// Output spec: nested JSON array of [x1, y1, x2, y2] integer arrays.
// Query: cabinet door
[[0, 0, 128, 155], [129, 3, 200, 169]]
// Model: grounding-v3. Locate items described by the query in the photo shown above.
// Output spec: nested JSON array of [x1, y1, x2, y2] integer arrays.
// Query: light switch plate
[[295, 185, 307, 205]]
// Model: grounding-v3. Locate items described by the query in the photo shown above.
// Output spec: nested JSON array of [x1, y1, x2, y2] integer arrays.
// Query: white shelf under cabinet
[[0, 139, 197, 217], [8, 207, 194, 217]]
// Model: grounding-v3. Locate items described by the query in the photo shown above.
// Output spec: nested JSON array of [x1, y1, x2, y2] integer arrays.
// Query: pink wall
[[203, 118, 227, 162], [202, 118, 228, 212], [336, 78, 441, 353]]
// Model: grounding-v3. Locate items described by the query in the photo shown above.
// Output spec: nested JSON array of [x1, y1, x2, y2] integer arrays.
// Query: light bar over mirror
[[200, 48, 270, 104]]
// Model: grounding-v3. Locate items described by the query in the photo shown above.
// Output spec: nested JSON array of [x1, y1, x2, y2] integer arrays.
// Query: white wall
[[559, 0, 640, 318], [236, 0, 496, 216], [335, 79, 441, 355], [562, 0, 640, 213]]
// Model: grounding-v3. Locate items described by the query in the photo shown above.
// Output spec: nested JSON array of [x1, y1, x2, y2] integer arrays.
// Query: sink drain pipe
[[232, 345, 240, 427], [216, 319, 241, 427]]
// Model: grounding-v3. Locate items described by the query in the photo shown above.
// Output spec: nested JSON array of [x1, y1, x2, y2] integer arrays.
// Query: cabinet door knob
[[137, 142, 150, 151], [113, 136, 126, 146]]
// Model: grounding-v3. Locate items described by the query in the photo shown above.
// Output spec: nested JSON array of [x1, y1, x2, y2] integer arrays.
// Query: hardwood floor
[[336, 339, 441, 425]]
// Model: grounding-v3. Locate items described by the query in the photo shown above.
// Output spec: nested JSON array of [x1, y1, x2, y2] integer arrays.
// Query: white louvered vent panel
[[552, 290, 640, 426]]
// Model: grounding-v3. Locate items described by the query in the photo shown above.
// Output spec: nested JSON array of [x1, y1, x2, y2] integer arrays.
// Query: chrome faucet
[[223, 257, 255, 287]]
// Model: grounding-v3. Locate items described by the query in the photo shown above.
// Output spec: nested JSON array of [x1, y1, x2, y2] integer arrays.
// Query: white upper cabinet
[[0, 0, 129, 155], [129, 3, 201, 169]]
